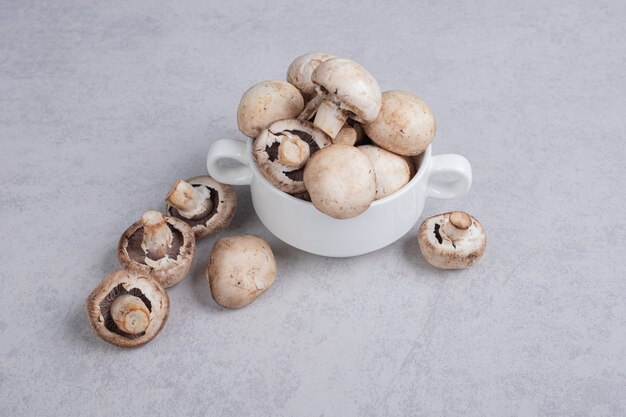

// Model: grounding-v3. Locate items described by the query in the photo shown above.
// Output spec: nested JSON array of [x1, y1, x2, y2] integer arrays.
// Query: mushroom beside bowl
[[207, 139, 472, 257]]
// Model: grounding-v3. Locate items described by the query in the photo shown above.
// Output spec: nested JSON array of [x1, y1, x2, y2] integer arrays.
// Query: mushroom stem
[[333, 124, 364, 146], [442, 211, 472, 241], [110, 294, 151, 334], [313, 99, 348, 139], [166, 180, 213, 219], [298, 94, 323, 121], [277, 133, 310, 169], [140, 211, 173, 260]]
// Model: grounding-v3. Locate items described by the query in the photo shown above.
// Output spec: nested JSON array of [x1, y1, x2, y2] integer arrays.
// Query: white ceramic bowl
[[207, 139, 472, 257]]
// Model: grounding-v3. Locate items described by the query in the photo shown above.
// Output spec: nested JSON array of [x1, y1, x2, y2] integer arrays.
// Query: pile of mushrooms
[[238, 52, 435, 219], [86, 172, 281, 348], [237, 51, 486, 265], [86, 51, 487, 348]]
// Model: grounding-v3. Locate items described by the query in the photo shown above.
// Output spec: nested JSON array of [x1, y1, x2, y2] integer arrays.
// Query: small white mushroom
[[253, 118, 331, 194], [303, 144, 376, 219], [166, 176, 237, 240], [237, 80, 304, 139], [206, 235, 277, 309], [310, 58, 382, 139], [118, 211, 196, 288], [364, 90, 436, 156], [286, 52, 336, 101], [333, 121, 365, 146], [418, 211, 486, 269], [358, 145, 415, 199]]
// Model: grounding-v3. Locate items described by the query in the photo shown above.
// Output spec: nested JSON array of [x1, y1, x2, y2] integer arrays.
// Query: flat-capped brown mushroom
[[237, 80, 304, 139], [86, 269, 169, 348], [286, 52, 337, 101], [118, 210, 195, 288], [358, 144, 415, 199], [165, 176, 236, 240], [418, 211, 486, 269], [364, 90, 436, 156], [310, 58, 382, 139], [253, 118, 331, 194], [303, 144, 376, 219], [206, 235, 276, 309]]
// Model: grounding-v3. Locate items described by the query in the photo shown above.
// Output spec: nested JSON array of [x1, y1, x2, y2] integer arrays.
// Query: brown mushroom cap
[[86, 269, 169, 348], [253, 118, 331, 194], [418, 211, 486, 269], [358, 144, 415, 199], [237, 80, 304, 139], [166, 176, 237, 240], [206, 235, 277, 309], [118, 213, 195, 288], [286, 52, 337, 100], [303, 144, 376, 219], [364, 90, 436, 156]]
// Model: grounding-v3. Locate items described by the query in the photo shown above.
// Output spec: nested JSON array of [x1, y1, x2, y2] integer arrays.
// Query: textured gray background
[[1, 0, 625, 416]]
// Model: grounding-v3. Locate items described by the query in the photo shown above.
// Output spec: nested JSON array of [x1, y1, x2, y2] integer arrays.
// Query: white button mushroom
[[237, 80, 304, 139], [418, 211, 486, 269], [86, 269, 169, 348], [332, 121, 365, 146], [310, 58, 382, 139], [358, 144, 415, 199], [303, 144, 376, 219], [206, 235, 277, 309], [364, 90, 436, 156], [165, 176, 237, 240], [286, 51, 337, 101], [118, 210, 195, 288], [253, 118, 331, 194]]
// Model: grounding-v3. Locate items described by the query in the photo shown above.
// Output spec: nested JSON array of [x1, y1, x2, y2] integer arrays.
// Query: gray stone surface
[[1, 0, 625, 415]]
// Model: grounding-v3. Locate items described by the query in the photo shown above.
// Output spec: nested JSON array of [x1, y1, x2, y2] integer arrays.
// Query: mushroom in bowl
[[237, 80, 304, 139], [358, 144, 415, 200], [310, 58, 381, 139], [303, 144, 376, 219], [286, 51, 337, 102], [253, 118, 331, 194], [364, 90, 436, 156]]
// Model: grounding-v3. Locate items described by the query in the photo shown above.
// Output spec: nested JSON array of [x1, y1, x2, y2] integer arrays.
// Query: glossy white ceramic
[[207, 139, 472, 257]]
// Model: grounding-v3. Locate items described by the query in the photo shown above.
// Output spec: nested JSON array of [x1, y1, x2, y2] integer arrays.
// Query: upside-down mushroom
[[118, 211, 195, 288], [86, 269, 169, 348], [166, 176, 236, 240], [253, 118, 331, 194], [418, 211, 486, 269]]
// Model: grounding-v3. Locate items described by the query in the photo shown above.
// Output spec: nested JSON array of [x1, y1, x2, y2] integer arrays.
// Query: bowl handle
[[206, 139, 253, 185], [427, 154, 472, 199]]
